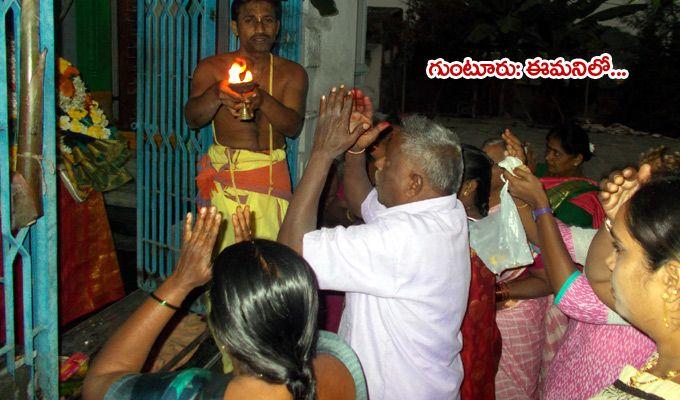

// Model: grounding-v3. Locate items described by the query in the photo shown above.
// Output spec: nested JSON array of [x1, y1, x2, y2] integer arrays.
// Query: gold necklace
[[629, 352, 680, 388]]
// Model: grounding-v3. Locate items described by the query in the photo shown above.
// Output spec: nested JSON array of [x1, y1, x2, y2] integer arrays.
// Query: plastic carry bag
[[469, 182, 534, 274]]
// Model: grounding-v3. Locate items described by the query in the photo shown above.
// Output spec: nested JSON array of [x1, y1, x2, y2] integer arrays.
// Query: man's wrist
[[212, 81, 223, 99], [252, 87, 267, 110], [347, 146, 366, 155], [309, 150, 335, 166], [344, 150, 366, 166], [211, 82, 227, 109]]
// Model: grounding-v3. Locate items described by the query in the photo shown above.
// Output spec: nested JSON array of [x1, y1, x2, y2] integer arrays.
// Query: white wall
[[292, 1, 361, 183], [355, 0, 369, 89], [363, 43, 382, 108], [367, 0, 408, 11]]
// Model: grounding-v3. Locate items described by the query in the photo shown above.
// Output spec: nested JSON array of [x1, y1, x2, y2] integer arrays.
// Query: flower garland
[[57, 58, 111, 143], [55, 57, 132, 200], [7, 49, 131, 201]]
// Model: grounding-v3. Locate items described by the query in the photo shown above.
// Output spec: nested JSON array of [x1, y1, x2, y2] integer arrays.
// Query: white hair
[[481, 137, 506, 150], [399, 115, 463, 194]]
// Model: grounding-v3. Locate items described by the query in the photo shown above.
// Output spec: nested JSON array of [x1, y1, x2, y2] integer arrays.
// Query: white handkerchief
[[498, 156, 525, 182]]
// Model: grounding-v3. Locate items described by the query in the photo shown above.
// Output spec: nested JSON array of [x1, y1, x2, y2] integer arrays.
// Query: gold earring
[[663, 292, 672, 329], [662, 267, 680, 329]]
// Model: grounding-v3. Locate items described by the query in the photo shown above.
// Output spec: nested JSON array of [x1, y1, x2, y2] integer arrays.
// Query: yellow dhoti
[[196, 144, 292, 372], [196, 144, 292, 250]]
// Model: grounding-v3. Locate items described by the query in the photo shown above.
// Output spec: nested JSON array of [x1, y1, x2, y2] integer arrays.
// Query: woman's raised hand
[[232, 205, 252, 243], [502, 128, 527, 165], [172, 207, 222, 291], [599, 164, 652, 220], [504, 167, 549, 209]]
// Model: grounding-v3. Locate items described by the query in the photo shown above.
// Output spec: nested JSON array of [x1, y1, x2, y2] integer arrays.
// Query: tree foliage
[[402, 0, 653, 125], [617, 0, 680, 136]]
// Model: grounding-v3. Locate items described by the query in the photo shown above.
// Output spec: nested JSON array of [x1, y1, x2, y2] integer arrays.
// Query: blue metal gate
[[136, 0, 302, 292], [0, 1, 58, 399], [136, 0, 218, 292]]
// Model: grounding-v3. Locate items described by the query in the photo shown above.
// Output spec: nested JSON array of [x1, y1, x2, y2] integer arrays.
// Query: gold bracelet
[[347, 148, 366, 155], [150, 292, 181, 311], [516, 202, 530, 209]]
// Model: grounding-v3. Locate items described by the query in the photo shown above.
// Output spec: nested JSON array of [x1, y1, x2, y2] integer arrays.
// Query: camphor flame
[[227, 59, 253, 84]]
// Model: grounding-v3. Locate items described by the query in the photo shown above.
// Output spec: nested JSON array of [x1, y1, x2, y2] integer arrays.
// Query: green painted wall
[[75, 0, 112, 92]]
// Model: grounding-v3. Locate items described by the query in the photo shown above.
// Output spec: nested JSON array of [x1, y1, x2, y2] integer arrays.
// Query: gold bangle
[[495, 282, 510, 302], [150, 292, 181, 311], [516, 202, 530, 209]]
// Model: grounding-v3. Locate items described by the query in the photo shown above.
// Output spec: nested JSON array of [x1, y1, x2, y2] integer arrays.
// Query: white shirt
[[303, 189, 470, 400]]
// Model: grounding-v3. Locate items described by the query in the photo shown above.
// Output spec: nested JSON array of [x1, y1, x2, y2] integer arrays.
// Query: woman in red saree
[[458, 145, 502, 400], [534, 124, 605, 229]]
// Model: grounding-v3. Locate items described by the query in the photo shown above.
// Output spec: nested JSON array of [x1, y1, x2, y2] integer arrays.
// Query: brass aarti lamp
[[227, 59, 256, 121]]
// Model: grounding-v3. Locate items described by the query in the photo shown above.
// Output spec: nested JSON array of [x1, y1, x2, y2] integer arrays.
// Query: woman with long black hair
[[83, 207, 364, 400], [457, 145, 502, 400]]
